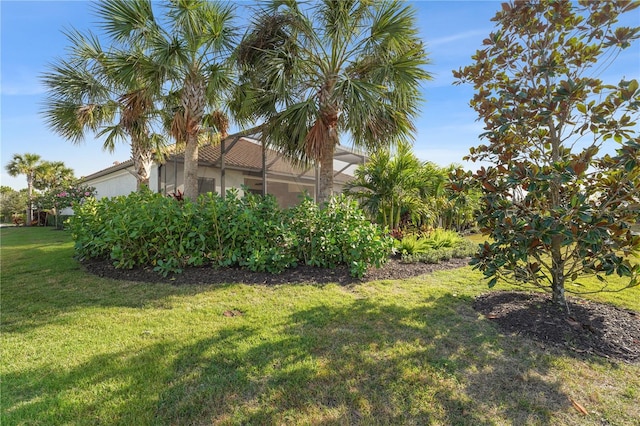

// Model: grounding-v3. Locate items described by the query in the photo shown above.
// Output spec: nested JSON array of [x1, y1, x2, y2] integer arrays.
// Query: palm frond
[[203, 109, 229, 138], [316, 0, 369, 45], [265, 98, 319, 166], [204, 62, 235, 106], [369, 0, 420, 52], [94, 0, 157, 45], [42, 57, 110, 102], [95, 124, 128, 153]]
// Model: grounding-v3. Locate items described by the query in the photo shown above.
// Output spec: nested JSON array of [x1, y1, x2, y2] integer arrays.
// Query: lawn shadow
[[1, 239, 229, 335], [2, 325, 260, 425], [153, 293, 578, 424], [2, 341, 177, 424]]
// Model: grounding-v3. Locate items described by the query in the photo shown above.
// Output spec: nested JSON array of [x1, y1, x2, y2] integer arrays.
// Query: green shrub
[[67, 196, 111, 260], [204, 190, 297, 273], [286, 195, 393, 278], [320, 195, 393, 278], [394, 229, 477, 264], [67, 190, 391, 278], [393, 234, 432, 255], [423, 228, 462, 250]]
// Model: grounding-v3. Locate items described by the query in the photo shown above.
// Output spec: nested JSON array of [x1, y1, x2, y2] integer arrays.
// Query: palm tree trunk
[[318, 136, 336, 204], [318, 141, 335, 203], [131, 140, 153, 190], [26, 175, 33, 227], [181, 75, 205, 201], [383, 201, 395, 229], [183, 135, 199, 201]]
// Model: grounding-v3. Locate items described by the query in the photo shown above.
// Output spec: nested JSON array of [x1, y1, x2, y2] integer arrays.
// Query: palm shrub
[[393, 228, 477, 264], [344, 142, 427, 229], [344, 144, 480, 232]]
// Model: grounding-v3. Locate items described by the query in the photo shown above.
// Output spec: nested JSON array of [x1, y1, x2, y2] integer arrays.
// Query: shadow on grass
[[2, 341, 176, 424], [1, 229, 231, 335], [153, 294, 575, 425], [1, 228, 611, 424], [2, 325, 260, 425]]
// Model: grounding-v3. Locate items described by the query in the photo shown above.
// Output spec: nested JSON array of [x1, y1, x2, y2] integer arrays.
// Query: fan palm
[[5, 153, 43, 226], [41, 16, 165, 190], [95, 0, 238, 201], [235, 0, 431, 203]]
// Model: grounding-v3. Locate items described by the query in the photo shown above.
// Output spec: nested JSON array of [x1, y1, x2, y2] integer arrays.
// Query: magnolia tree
[[453, 0, 640, 307]]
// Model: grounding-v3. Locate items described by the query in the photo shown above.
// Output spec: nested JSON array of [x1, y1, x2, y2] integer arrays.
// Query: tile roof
[[82, 137, 364, 183], [167, 137, 364, 181]]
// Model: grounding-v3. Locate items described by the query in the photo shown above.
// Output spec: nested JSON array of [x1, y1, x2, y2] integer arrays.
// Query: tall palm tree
[[235, 0, 431, 203], [95, 0, 238, 201], [42, 19, 165, 190], [5, 153, 43, 226]]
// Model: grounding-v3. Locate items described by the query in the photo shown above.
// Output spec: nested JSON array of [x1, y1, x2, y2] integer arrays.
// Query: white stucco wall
[[85, 167, 137, 200]]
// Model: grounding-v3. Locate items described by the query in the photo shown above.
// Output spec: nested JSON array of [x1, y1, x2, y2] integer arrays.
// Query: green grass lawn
[[2, 228, 639, 425]]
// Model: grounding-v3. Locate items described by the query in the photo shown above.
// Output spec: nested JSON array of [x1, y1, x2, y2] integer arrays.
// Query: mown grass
[[1, 227, 639, 425]]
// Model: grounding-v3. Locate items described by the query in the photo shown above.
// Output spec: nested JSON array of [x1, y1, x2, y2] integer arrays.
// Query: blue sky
[[1, 1, 638, 190]]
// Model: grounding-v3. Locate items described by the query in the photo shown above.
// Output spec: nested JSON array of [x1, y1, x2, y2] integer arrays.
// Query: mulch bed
[[473, 291, 640, 364], [81, 256, 471, 285], [82, 257, 640, 363]]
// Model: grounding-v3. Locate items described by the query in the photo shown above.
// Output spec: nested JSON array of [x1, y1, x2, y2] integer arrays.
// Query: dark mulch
[[81, 256, 471, 285], [82, 257, 640, 363], [474, 291, 640, 364]]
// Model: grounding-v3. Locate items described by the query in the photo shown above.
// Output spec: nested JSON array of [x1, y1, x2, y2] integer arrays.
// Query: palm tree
[[344, 142, 426, 229], [33, 161, 75, 192], [94, 0, 238, 201], [5, 153, 43, 226], [42, 19, 165, 190], [235, 0, 431, 203]]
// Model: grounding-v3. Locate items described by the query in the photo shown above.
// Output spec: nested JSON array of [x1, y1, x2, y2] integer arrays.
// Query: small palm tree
[[5, 153, 43, 226], [33, 161, 75, 192], [344, 142, 425, 229], [235, 0, 431, 203]]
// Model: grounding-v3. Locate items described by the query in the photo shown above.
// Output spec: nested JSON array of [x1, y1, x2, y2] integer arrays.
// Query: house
[[80, 136, 366, 208]]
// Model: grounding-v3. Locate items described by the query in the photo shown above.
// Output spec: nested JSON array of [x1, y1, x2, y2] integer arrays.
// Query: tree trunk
[[132, 141, 153, 191], [551, 236, 567, 307], [181, 76, 205, 202], [318, 136, 336, 204], [25, 176, 33, 227], [183, 134, 199, 201], [549, 133, 567, 308], [137, 176, 150, 191]]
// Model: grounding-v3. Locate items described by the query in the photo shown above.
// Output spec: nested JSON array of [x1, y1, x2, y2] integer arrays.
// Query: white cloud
[[428, 29, 489, 48]]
